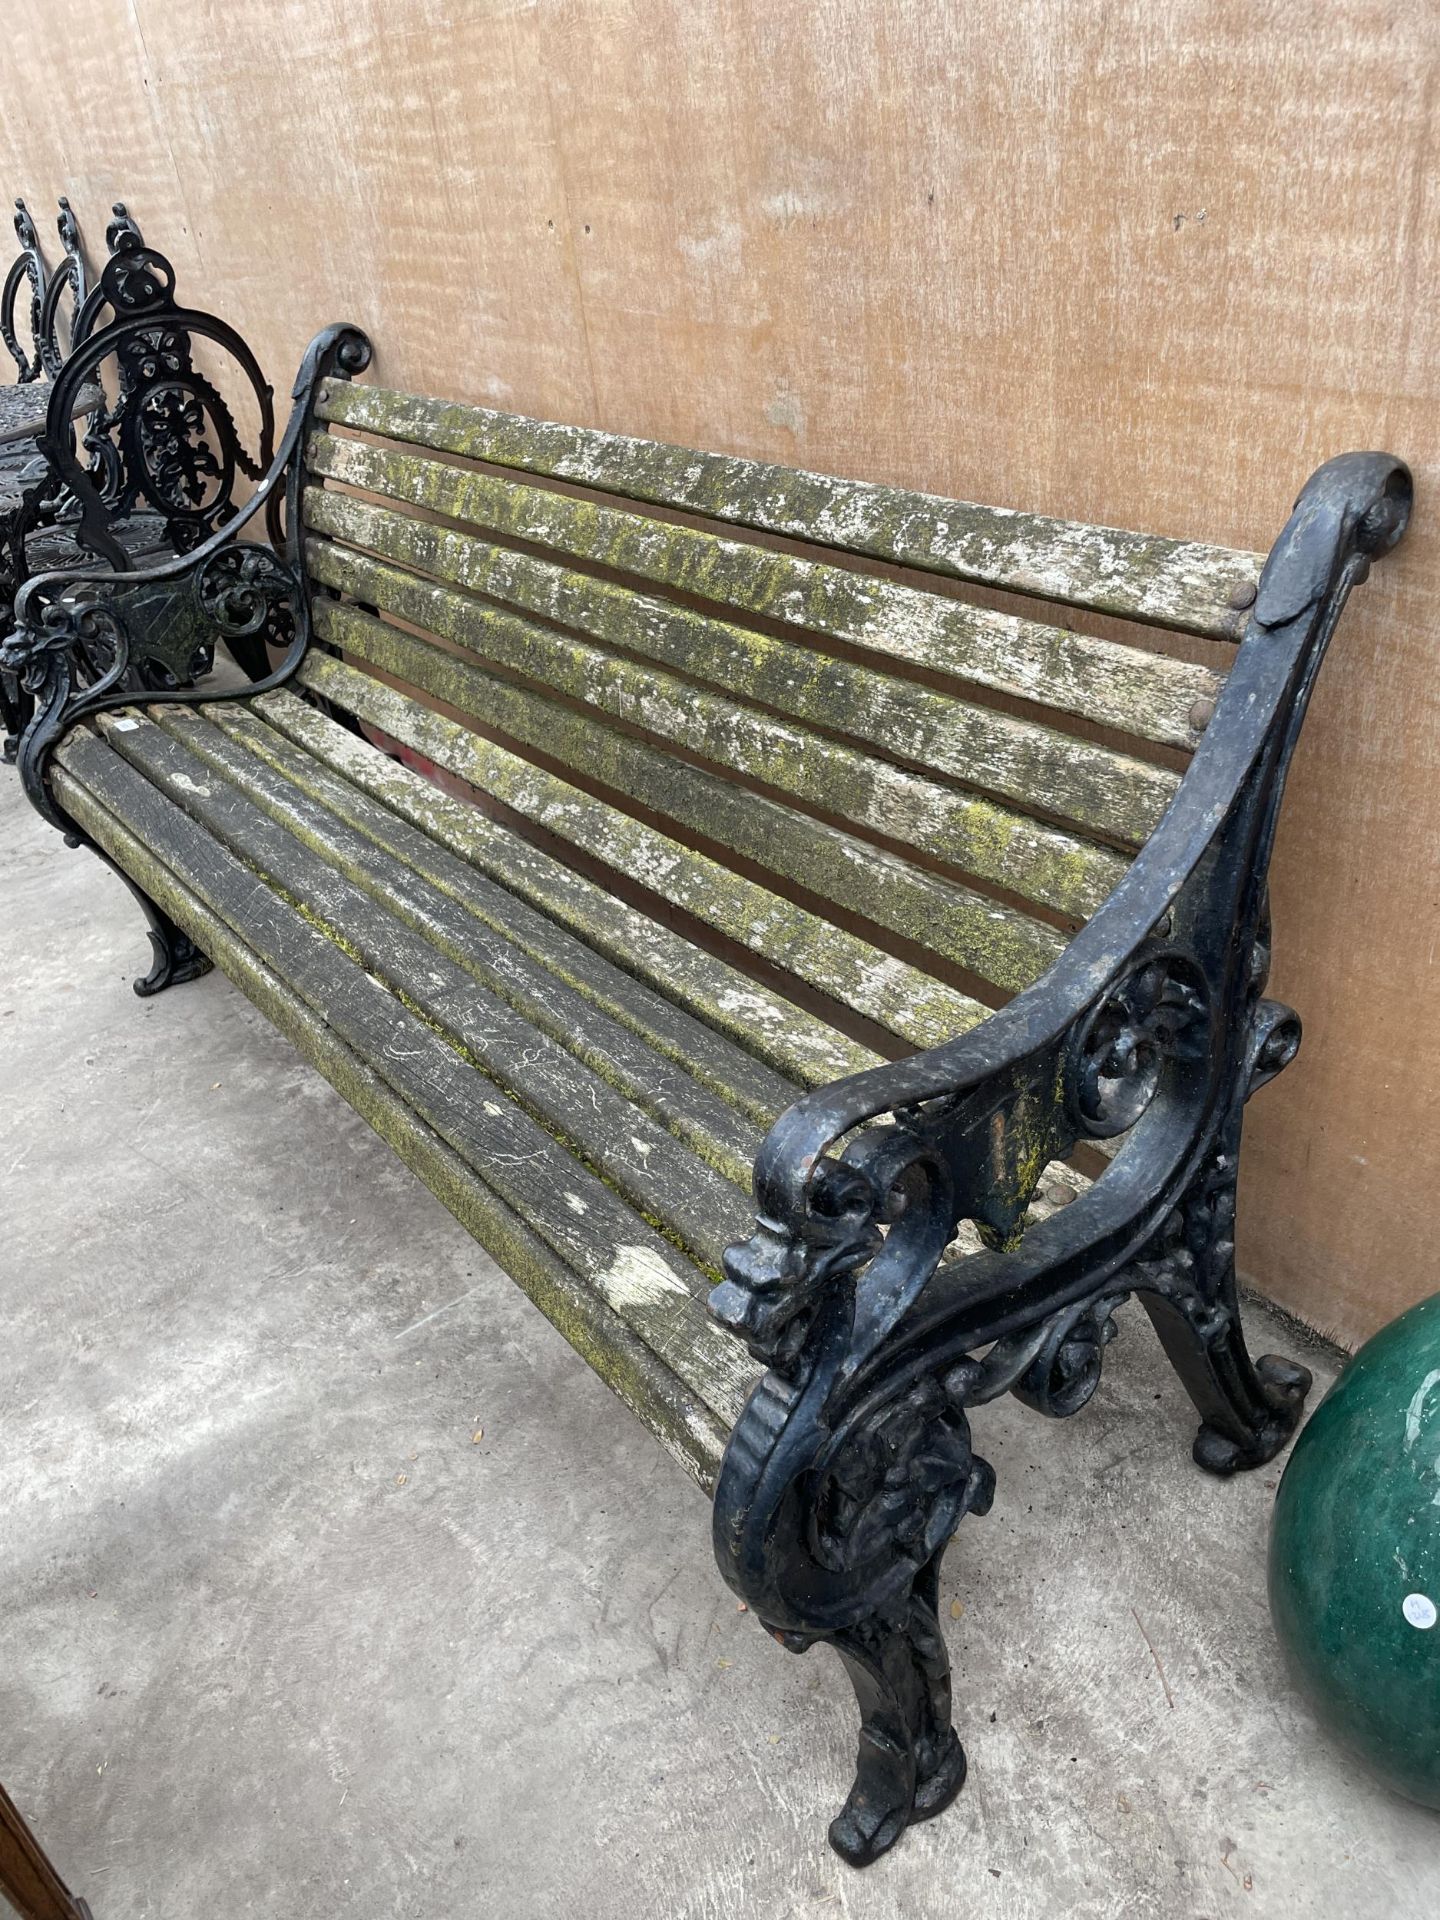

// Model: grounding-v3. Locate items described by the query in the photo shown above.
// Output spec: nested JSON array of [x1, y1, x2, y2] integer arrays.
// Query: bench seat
[[5, 323, 1411, 1866]]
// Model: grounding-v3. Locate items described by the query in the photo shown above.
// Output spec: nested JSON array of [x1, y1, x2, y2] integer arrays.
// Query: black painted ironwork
[[2, 321, 369, 859], [105, 202, 144, 254], [0, 394, 1410, 1858], [1, 238, 278, 757], [37, 198, 89, 378], [1, 199, 46, 385], [48, 239, 275, 561], [705, 450, 1411, 1863]]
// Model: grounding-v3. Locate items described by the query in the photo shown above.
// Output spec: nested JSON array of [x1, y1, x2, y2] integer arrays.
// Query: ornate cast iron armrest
[[706, 451, 1410, 1869], [1, 324, 371, 835], [713, 450, 1412, 1370]]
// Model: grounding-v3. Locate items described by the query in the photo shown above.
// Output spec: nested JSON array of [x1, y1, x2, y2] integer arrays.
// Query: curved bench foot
[[135, 921, 213, 998], [823, 1555, 969, 1869], [1190, 1351, 1312, 1476], [106, 859, 213, 997]]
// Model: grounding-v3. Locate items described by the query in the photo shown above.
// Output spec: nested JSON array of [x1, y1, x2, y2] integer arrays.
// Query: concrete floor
[[2, 768, 1437, 1920]]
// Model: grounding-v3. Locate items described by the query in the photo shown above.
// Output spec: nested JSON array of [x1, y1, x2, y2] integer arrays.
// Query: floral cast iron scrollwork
[[708, 451, 1412, 1868], [5, 317, 368, 856], [712, 1120, 1003, 1864], [47, 240, 274, 563], [1065, 945, 1210, 1137]]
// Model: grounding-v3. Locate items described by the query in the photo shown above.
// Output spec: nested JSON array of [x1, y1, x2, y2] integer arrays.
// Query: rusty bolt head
[[1227, 580, 1258, 611], [1189, 696, 1217, 734]]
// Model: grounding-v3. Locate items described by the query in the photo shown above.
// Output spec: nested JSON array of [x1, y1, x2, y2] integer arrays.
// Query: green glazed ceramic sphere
[[1269, 1291, 1440, 1807]]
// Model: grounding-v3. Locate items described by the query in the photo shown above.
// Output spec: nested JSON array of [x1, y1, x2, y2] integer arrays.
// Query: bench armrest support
[[707, 450, 1410, 1865], [0, 322, 370, 832]]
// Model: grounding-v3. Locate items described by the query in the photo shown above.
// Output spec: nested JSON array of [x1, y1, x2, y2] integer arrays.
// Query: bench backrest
[[297, 382, 1263, 1057]]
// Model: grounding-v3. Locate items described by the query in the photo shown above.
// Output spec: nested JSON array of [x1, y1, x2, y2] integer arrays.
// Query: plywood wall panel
[[1, 0, 1436, 1346]]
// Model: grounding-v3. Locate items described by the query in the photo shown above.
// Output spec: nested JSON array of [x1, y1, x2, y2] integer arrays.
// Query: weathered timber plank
[[92, 713, 749, 1270], [311, 599, 1078, 986], [50, 765, 741, 1476], [54, 730, 760, 1421], [314, 382, 1264, 639], [304, 486, 1181, 841], [252, 689, 881, 1088], [308, 540, 1131, 917], [307, 432, 1226, 753], [145, 701, 769, 1184], [180, 700, 803, 1132], [295, 651, 997, 1045]]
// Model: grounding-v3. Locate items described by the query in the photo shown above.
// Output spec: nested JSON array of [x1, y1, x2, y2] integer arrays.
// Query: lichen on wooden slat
[[307, 430, 1226, 749], [296, 650, 993, 1047], [189, 700, 805, 1131], [252, 688, 880, 1089], [146, 700, 769, 1186], [312, 598, 1076, 991], [93, 711, 751, 1268], [305, 487, 1180, 845], [307, 539, 1132, 918], [54, 732, 760, 1424], [50, 766, 744, 1470], [314, 382, 1264, 639]]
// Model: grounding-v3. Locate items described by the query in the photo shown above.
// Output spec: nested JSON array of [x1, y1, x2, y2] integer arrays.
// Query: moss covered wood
[[50, 767, 737, 1486], [90, 712, 752, 1264], [54, 729, 761, 1424], [174, 702, 807, 1131], [306, 547, 1131, 922], [303, 488, 1179, 842], [143, 702, 774, 1181], [296, 651, 995, 1044], [305, 432, 1225, 750], [314, 382, 1264, 640], [248, 690, 882, 1089], [308, 605, 1083, 992]]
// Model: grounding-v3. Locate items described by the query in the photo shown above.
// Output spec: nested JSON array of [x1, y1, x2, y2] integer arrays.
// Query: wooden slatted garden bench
[[2, 323, 1411, 1865]]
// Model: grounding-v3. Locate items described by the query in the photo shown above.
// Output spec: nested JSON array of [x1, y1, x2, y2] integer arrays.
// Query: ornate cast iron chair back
[[40, 240, 275, 565], [70, 203, 146, 350], [37, 198, 89, 380], [1, 199, 47, 384]]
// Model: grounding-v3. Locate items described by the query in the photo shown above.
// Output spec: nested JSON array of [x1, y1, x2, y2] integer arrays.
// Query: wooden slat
[[297, 648, 998, 1043], [171, 700, 804, 1133], [315, 381, 1264, 639], [307, 428, 1226, 750], [143, 700, 773, 1181], [311, 599, 1077, 990], [252, 689, 882, 1090], [89, 712, 748, 1271], [304, 487, 1181, 842], [54, 729, 761, 1425], [308, 539, 1132, 918], [49, 764, 738, 1484]]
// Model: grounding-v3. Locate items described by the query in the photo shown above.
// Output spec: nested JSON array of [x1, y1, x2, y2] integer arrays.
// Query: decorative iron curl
[[712, 1120, 955, 1378], [38, 240, 275, 564], [38, 197, 88, 378], [1065, 945, 1209, 1138], [194, 544, 297, 638], [2, 197, 46, 383]]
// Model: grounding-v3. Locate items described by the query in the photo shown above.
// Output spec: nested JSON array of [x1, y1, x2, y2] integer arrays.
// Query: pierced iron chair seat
[[4, 332, 1412, 1868]]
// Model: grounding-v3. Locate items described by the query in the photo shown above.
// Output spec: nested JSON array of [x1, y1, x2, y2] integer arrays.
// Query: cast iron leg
[[1140, 1288, 1310, 1475], [105, 860, 213, 998], [820, 1550, 970, 1866]]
